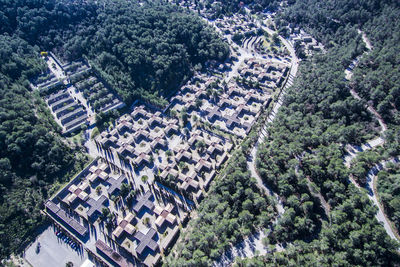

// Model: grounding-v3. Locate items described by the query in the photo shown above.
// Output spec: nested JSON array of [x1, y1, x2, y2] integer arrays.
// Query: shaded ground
[[25, 224, 87, 267], [214, 230, 284, 267]]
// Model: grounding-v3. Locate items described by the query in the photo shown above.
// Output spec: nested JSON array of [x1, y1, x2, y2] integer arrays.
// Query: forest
[[181, 0, 280, 17], [0, 34, 89, 257], [278, 0, 400, 125], [1, 0, 400, 264], [0, 0, 229, 106], [165, 150, 276, 266], [0, 0, 229, 259], [353, 5, 400, 125], [377, 164, 400, 233], [217, 0, 279, 13], [252, 49, 398, 266], [236, 0, 400, 265]]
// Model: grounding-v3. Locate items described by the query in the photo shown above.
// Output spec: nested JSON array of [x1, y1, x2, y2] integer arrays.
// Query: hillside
[[0, 0, 229, 105], [0, 0, 228, 258], [0, 34, 84, 258], [238, 0, 400, 265], [1, 0, 400, 264]]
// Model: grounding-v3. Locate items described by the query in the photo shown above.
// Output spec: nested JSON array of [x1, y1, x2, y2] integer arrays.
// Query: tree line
[[0, 0, 229, 258], [165, 150, 276, 266], [1, 0, 230, 106], [0, 34, 89, 258], [239, 0, 400, 265]]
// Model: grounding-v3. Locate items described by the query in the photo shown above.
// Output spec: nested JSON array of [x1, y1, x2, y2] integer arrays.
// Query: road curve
[[247, 31, 298, 214], [343, 30, 399, 247], [366, 157, 400, 242], [214, 17, 299, 267]]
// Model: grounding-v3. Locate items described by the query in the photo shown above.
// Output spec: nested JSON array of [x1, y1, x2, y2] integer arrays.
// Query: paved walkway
[[247, 31, 299, 207], [343, 137, 385, 168], [365, 157, 400, 242], [213, 16, 300, 265]]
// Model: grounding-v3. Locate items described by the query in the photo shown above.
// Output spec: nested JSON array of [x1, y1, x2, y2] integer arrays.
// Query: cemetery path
[[215, 22, 299, 265]]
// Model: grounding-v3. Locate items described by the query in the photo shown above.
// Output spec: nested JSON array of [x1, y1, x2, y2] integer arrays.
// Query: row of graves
[[95, 105, 234, 202], [45, 158, 188, 267], [169, 74, 274, 138], [239, 58, 289, 90], [31, 53, 124, 134], [210, 10, 291, 59], [289, 27, 325, 57], [71, 65, 125, 114], [30, 67, 63, 92], [45, 88, 89, 134], [46, 103, 234, 266]]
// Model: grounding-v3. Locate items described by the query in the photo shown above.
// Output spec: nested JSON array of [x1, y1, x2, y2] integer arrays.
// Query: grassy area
[[262, 38, 272, 51], [91, 127, 100, 139], [67, 131, 84, 145], [47, 152, 92, 198]]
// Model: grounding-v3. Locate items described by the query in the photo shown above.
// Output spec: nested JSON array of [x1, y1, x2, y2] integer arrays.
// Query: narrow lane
[[343, 30, 399, 246], [366, 157, 400, 242], [247, 34, 298, 207], [215, 14, 300, 266]]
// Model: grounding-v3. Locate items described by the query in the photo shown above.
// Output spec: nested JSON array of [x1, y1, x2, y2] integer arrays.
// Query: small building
[[66, 182, 89, 204], [195, 158, 212, 173], [88, 163, 109, 183], [95, 240, 133, 267], [160, 164, 179, 180], [154, 203, 177, 229], [45, 200, 88, 237], [133, 191, 155, 215], [150, 137, 167, 150], [112, 212, 136, 239], [134, 228, 159, 257], [178, 171, 199, 193]]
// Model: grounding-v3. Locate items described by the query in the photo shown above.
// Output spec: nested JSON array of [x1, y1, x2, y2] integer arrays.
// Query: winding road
[[247, 29, 299, 212], [214, 17, 300, 267], [216, 25, 398, 266], [365, 157, 400, 241], [343, 30, 399, 245], [343, 30, 386, 167]]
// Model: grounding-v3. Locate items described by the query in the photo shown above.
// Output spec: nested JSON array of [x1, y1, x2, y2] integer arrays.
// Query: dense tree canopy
[[245, 0, 400, 265], [0, 0, 229, 258], [73, 0, 229, 105], [1, 0, 400, 264], [278, 0, 400, 124], [352, 5, 400, 125], [0, 34, 86, 257], [277, 0, 389, 44], [166, 150, 276, 266], [0, 0, 229, 106], [198, 0, 279, 16], [377, 164, 400, 233]]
